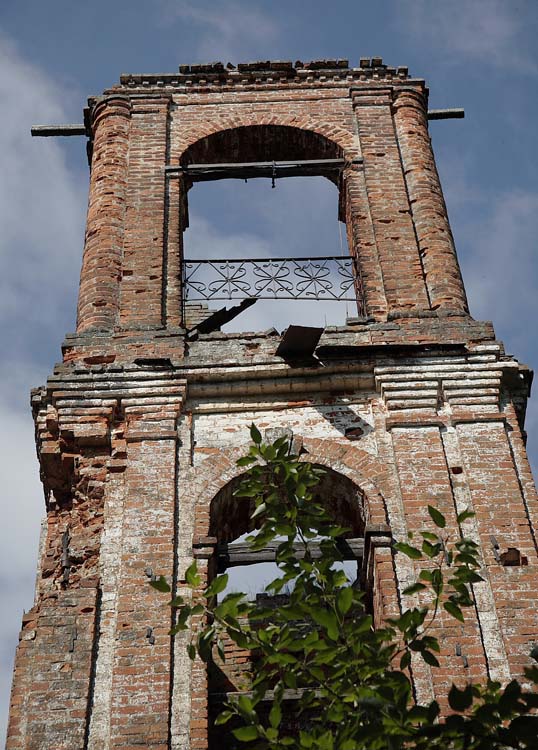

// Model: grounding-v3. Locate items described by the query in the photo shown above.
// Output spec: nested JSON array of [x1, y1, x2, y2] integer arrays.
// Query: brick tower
[[7, 58, 538, 749]]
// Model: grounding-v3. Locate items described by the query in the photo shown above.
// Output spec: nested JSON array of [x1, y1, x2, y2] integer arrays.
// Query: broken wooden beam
[[215, 537, 364, 571]]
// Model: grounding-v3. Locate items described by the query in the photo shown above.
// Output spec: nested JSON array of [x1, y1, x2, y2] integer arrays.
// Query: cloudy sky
[[1, 0, 537, 739]]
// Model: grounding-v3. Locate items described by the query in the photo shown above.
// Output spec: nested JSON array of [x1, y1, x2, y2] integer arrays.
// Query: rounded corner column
[[392, 88, 469, 314], [76, 95, 132, 333]]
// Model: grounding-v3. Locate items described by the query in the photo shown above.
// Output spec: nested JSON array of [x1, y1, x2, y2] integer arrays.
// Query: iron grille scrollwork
[[183, 256, 361, 302]]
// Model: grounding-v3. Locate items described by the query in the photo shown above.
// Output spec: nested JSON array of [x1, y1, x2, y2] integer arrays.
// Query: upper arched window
[[169, 124, 365, 332]]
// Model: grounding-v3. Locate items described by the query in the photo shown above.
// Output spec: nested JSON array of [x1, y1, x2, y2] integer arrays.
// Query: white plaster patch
[[191, 398, 376, 465]]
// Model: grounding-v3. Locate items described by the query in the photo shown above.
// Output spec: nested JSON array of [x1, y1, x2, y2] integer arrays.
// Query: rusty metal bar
[[165, 158, 350, 181]]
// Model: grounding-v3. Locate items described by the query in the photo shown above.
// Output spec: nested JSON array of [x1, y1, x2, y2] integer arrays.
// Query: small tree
[[153, 426, 538, 749]]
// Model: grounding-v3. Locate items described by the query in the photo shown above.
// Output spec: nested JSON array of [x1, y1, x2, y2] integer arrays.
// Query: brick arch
[[190, 438, 392, 542], [188, 439, 401, 750], [175, 117, 359, 164]]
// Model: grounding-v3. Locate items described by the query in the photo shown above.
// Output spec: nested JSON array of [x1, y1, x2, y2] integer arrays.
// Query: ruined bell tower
[[7, 58, 538, 749]]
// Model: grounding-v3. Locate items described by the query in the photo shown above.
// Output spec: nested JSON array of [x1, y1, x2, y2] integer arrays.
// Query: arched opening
[[182, 125, 344, 178], [209, 464, 365, 541], [176, 125, 363, 332], [203, 465, 367, 748]]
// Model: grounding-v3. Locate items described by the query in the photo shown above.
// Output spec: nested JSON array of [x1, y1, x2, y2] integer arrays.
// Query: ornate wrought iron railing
[[182, 256, 360, 302]]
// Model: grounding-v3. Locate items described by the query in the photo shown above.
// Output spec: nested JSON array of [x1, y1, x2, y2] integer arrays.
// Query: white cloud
[[396, 0, 537, 73], [457, 189, 538, 345], [160, 0, 280, 62], [0, 34, 86, 742], [0, 33, 85, 343]]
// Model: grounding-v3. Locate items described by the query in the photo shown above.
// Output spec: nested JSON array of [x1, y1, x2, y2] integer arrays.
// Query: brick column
[[352, 88, 430, 315], [108, 402, 182, 749], [119, 97, 171, 328], [391, 425, 488, 706], [342, 165, 388, 319], [7, 398, 114, 750], [392, 89, 468, 313], [77, 96, 131, 332], [455, 419, 538, 679], [164, 175, 185, 328]]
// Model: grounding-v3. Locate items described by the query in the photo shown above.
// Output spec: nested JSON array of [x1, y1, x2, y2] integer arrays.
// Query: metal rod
[[184, 255, 352, 264], [427, 109, 464, 120], [31, 124, 87, 137], [165, 158, 349, 181]]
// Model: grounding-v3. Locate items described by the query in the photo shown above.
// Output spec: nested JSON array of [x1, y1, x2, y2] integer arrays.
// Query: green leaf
[[311, 609, 339, 641], [300, 731, 314, 748], [214, 710, 233, 725], [428, 505, 446, 529], [250, 423, 262, 444], [394, 542, 423, 560], [336, 587, 353, 616], [421, 531, 439, 542], [403, 582, 427, 596], [250, 502, 266, 520], [187, 643, 196, 660], [269, 701, 282, 728], [448, 683, 474, 711], [185, 561, 200, 587], [206, 574, 229, 597], [421, 650, 440, 667], [457, 508, 475, 523], [422, 540, 442, 558], [236, 455, 256, 466], [232, 726, 259, 742], [150, 576, 170, 593], [443, 600, 465, 623]]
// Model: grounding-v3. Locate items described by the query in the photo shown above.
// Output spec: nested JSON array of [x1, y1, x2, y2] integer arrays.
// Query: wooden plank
[[217, 538, 364, 570]]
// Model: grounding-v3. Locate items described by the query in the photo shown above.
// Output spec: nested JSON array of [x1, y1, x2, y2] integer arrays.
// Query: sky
[[0, 0, 537, 740]]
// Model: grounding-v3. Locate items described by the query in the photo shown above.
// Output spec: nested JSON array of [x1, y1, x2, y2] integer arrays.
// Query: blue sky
[[1, 0, 537, 739]]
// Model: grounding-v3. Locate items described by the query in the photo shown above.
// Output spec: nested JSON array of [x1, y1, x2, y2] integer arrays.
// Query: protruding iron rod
[[31, 124, 87, 137], [427, 109, 465, 120]]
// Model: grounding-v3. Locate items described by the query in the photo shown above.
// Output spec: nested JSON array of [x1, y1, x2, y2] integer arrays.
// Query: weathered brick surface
[[7, 58, 538, 749], [119, 98, 170, 329], [392, 89, 468, 313], [77, 96, 131, 332]]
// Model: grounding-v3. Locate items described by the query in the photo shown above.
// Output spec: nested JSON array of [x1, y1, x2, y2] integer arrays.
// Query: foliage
[[152, 426, 538, 749]]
